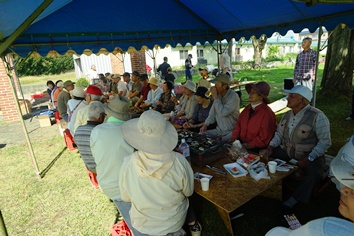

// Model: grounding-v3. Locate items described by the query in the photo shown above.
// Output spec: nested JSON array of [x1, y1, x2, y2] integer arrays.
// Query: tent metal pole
[[218, 41, 221, 70], [2, 56, 41, 180], [312, 26, 323, 107], [0, 0, 54, 56]]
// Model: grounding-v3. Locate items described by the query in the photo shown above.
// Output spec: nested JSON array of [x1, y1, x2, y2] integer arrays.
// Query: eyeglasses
[[101, 113, 107, 117]]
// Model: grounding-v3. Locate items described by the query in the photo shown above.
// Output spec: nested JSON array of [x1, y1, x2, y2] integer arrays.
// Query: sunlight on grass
[[20, 71, 77, 85]]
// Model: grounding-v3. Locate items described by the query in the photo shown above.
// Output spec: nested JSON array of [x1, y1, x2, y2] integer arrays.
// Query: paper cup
[[200, 177, 210, 191], [268, 161, 277, 174]]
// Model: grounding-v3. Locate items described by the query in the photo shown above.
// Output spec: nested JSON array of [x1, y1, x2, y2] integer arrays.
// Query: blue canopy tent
[[1, 0, 354, 179], [1, 0, 354, 57]]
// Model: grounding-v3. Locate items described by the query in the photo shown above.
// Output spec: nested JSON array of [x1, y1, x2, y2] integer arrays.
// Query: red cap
[[86, 85, 103, 96]]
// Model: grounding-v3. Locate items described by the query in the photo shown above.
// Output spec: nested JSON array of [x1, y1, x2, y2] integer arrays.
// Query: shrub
[[76, 78, 89, 88], [17, 56, 74, 76]]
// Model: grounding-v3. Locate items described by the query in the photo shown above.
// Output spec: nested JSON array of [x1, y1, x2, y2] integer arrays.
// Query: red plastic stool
[[110, 220, 132, 236], [86, 169, 99, 189], [63, 129, 77, 151], [54, 110, 61, 124]]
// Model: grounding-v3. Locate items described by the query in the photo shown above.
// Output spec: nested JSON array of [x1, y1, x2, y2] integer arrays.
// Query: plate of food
[[223, 162, 248, 178], [237, 153, 260, 168]]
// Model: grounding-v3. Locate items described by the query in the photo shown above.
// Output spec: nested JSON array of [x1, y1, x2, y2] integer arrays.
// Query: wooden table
[[192, 155, 296, 235]]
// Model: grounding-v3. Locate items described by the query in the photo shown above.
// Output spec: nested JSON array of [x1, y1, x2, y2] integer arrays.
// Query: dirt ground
[[0, 96, 60, 147]]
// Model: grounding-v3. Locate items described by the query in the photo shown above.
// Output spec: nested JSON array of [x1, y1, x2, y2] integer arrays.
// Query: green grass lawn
[[1, 66, 353, 235]]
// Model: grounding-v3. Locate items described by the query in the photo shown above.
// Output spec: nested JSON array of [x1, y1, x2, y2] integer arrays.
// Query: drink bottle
[[179, 138, 191, 164]]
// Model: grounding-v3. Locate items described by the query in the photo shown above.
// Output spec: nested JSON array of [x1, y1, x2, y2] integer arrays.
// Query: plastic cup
[[268, 161, 277, 174], [200, 177, 210, 191]]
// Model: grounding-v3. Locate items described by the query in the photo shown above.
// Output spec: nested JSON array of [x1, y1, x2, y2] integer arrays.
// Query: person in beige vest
[[260, 85, 331, 215]]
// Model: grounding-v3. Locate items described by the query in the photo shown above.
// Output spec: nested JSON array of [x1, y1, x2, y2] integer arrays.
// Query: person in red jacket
[[230, 82, 277, 152]]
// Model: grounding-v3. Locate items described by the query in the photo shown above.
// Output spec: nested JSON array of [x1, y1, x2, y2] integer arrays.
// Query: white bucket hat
[[71, 86, 85, 98], [330, 135, 354, 189], [121, 110, 178, 154], [284, 85, 313, 102], [183, 80, 196, 93]]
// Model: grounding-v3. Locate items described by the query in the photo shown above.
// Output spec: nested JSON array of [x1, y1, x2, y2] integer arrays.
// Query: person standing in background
[[157, 57, 171, 81], [293, 37, 317, 91], [185, 54, 193, 81], [87, 64, 99, 85]]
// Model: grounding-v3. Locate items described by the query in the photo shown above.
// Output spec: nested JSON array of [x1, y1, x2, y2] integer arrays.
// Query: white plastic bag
[[248, 162, 270, 181]]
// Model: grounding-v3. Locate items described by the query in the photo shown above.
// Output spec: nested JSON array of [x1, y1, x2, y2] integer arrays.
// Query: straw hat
[[71, 87, 85, 98], [245, 82, 271, 104], [104, 95, 131, 121], [331, 135, 354, 189], [121, 110, 178, 154], [148, 77, 159, 86]]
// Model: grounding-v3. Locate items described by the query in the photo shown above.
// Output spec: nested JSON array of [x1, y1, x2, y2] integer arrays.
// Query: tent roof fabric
[[2, 0, 354, 57]]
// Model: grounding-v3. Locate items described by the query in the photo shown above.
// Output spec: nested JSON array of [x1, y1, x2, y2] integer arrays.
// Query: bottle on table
[[179, 138, 191, 165]]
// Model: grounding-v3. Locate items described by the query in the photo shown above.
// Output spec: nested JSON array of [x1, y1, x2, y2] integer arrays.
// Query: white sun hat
[[121, 110, 178, 154], [330, 135, 354, 189]]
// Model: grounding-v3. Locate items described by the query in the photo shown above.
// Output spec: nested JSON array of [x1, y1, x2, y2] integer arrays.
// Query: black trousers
[[272, 146, 324, 204]]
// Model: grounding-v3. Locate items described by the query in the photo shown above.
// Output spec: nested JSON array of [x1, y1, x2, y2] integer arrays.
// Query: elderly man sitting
[[200, 75, 240, 142], [90, 95, 146, 235], [74, 101, 106, 188], [73, 85, 103, 134], [119, 110, 195, 236], [260, 85, 331, 214]]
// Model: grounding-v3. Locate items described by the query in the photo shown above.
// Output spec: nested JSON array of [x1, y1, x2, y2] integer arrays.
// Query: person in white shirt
[[111, 74, 128, 97]]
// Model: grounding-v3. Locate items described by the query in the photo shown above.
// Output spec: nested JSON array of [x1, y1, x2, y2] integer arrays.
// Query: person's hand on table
[[227, 137, 235, 143], [259, 145, 273, 158], [140, 103, 147, 108], [297, 156, 310, 169], [183, 122, 190, 129], [200, 124, 207, 133], [242, 142, 252, 149]]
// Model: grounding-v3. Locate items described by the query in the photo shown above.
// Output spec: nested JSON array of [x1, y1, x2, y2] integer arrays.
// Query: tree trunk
[[251, 35, 268, 64], [321, 24, 354, 96]]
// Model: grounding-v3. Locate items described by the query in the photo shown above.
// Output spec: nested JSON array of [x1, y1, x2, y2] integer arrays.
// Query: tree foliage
[[267, 45, 280, 60], [321, 24, 354, 96], [17, 56, 74, 76]]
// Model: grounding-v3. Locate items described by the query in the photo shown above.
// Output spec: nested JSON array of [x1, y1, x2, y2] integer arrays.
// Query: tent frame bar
[[0, 0, 54, 56], [2, 56, 41, 179]]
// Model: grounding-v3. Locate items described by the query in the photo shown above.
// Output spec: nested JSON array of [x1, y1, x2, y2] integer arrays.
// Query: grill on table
[[177, 131, 226, 166]]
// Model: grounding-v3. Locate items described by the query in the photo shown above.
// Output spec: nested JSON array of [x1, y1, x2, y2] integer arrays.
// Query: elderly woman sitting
[[119, 110, 194, 236], [139, 77, 163, 109], [171, 80, 198, 122], [231, 82, 277, 151], [155, 81, 177, 114], [183, 86, 215, 133]]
